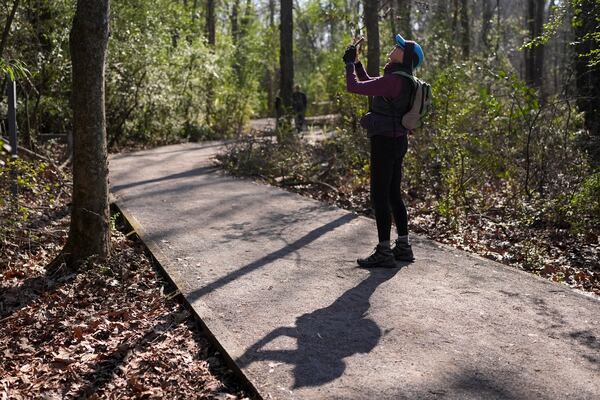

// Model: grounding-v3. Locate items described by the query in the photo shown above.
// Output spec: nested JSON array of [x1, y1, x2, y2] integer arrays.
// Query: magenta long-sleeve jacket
[[346, 61, 408, 97], [345, 61, 411, 137]]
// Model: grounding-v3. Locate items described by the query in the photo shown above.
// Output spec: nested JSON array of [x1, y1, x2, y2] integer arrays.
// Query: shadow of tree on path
[[237, 267, 403, 388], [111, 165, 218, 193], [187, 213, 358, 302]]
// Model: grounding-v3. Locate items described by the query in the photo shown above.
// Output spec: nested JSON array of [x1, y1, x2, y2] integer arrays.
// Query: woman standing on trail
[[343, 34, 424, 268]]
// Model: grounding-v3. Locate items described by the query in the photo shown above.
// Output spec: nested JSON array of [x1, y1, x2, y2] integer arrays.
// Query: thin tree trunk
[[0, 0, 20, 60], [231, 0, 240, 42], [280, 0, 293, 108], [267, 0, 276, 115], [206, 0, 216, 46], [269, 0, 275, 27], [481, 0, 493, 51], [395, 0, 410, 36], [363, 0, 380, 77], [525, 0, 545, 92], [525, 0, 535, 86], [533, 0, 545, 92], [205, 0, 216, 125], [573, 0, 600, 167], [495, 0, 501, 56], [452, 0, 459, 37], [389, 1, 397, 35], [460, 0, 470, 58], [63, 0, 111, 265]]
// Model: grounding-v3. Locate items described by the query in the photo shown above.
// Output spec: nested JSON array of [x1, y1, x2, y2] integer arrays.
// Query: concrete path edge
[[110, 197, 263, 399]]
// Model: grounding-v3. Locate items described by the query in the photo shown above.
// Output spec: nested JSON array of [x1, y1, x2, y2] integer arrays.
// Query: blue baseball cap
[[395, 34, 424, 69]]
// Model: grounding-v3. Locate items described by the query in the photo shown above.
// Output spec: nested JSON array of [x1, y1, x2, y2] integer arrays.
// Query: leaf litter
[[1, 160, 251, 399]]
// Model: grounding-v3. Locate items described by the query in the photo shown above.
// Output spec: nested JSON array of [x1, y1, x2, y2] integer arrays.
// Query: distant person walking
[[343, 33, 424, 268], [292, 85, 308, 133]]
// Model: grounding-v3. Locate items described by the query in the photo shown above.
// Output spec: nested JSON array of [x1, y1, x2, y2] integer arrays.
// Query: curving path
[[109, 142, 600, 400]]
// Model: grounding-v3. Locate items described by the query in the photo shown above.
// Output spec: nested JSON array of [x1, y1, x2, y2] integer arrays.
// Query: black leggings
[[370, 135, 409, 243]]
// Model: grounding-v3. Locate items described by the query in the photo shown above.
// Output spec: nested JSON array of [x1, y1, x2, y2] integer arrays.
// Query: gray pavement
[[109, 142, 600, 400]]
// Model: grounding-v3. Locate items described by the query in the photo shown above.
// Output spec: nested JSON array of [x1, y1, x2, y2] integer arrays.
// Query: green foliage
[[521, 4, 569, 50], [397, 57, 587, 226], [572, 0, 600, 66], [0, 158, 56, 219], [569, 172, 600, 231], [0, 59, 29, 81], [6, 0, 265, 149], [0, 139, 10, 168]]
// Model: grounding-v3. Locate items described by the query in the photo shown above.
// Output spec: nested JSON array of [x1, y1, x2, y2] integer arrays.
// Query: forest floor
[[0, 152, 252, 399]]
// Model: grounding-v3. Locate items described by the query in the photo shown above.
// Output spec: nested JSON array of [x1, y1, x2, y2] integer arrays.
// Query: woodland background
[[1, 0, 600, 292], [0, 0, 599, 397]]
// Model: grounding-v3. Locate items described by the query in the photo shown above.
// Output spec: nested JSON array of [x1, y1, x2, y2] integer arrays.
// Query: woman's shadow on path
[[237, 265, 404, 389]]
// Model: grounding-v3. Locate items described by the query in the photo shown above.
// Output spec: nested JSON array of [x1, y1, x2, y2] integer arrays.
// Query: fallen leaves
[[1, 161, 251, 400]]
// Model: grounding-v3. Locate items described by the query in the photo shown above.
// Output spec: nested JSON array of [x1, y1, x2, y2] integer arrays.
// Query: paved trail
[[110, 142, 600, 400]]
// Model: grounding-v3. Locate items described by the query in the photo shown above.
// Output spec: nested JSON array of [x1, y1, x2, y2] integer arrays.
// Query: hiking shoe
[[392, 240, 414, 262], [357, 245, 396, 268]]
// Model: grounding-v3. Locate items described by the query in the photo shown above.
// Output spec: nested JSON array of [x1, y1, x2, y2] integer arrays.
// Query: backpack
[[391, 71, 432, 131]]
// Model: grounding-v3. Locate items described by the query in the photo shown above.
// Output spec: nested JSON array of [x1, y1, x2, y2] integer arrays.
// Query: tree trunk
[[231, 0, 240, 42], [525, 0, 545, 91], [460, 0, 470, 58], [269, 0, 275, 27], [452, 0, 459, 37], [206, 0, 216, 46], [481, 0, 493, 51], [573, 0, 600, 167], [267, 0, 276, 115], [205, 0, 216, 125], [495, 0, 501, 55], [0, 0, 20, 60], [280, 0, 293, 108], [395, 0, 411, 36], [389, 1, 397, 35], [363, 0, 380, 77], [65, 0, 111, 265], [533, 0, 545, 91]]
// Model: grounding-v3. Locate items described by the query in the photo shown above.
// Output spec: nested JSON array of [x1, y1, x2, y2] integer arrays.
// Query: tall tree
[[573, 0, 600, 167], [460, 0, 470, 58], [481, 0, 494, 51], [59, 0, 111, 267], [231, 0, 240, 42], [206, 0, 216, 46], [395, 0, 411, 36], [266, 0, 276, 115], [205, 0, 216, 125], [269, 0, 275, 27], [525, 0, 546, 91], [280, 0, 293, 108], [363, 0, 380, 77], [0, 0, 20, 60]]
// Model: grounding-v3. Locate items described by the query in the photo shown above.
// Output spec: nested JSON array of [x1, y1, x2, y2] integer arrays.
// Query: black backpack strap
[[404, 42, 415, 71], [392, 70, 418, 108]]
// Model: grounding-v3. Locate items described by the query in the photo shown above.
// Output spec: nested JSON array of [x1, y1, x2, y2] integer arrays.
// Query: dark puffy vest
[[370, 65, 414, 119]]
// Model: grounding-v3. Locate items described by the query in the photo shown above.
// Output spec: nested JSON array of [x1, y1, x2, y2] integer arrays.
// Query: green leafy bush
[[569, 172, 600, 231]]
